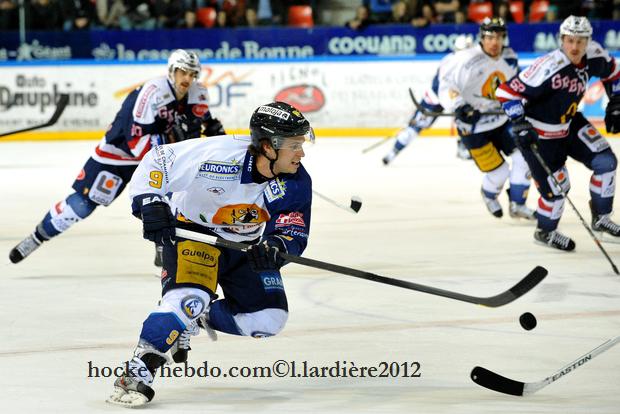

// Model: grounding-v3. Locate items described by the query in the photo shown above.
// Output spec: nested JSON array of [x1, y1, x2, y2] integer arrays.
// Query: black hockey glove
[[605, 95, 620, 134], [510, 119, 538, 149], [455, 104, 481, 125], [246, 237, 286, 273], [141, 202, 176, 246], [204, 117, 225, 137]]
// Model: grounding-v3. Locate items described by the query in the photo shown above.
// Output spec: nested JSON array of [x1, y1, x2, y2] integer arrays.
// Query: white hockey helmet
[[559, 15, 593, 39], [453, 35, 474, 52], [167, 49, 201, 82]]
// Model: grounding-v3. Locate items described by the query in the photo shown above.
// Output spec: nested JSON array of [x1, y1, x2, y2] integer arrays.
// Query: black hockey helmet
[[479, 17, 507, 36], [250, 101, 314, 150]]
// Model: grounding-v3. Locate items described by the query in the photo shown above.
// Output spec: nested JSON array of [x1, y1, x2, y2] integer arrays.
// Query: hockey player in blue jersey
[[106, 102, 314, 407], [9, 49, 225, 265], [497, 16, 620, 251], [382, 34, 474, 166]]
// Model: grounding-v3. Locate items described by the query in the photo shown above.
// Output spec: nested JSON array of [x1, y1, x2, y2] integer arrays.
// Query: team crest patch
[[264, 178, 286, 202], [197, 161, 241, 181], [181, 295, 206, 319]]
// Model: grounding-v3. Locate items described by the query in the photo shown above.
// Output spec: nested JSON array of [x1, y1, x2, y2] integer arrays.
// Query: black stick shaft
[[175, 229, 546, 307]]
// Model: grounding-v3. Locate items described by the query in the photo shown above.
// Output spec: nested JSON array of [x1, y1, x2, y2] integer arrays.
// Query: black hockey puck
[[519, 312, 537, 331]]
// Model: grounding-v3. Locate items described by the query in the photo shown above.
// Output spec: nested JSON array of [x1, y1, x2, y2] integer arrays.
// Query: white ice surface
[[1, 137, 620, 413]]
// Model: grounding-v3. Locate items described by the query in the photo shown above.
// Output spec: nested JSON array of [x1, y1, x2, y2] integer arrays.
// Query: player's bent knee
[[66, 192, 98, 218], [484, 162, 510, 186], [233, 308, 289, 338], [159, 287, 212, 326], [591, 150, 618, 174]]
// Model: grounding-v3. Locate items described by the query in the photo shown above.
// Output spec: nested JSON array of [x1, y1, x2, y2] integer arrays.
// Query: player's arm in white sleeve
[[128, 140, 201, 217], [126, 82, 167, 159], [437, 59, 466, 112]]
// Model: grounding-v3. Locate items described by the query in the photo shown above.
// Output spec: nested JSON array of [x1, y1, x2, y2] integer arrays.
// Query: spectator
[[99, 0, 127, 28], [245, 0, 284, 26], [495, 0, 513, 23], [60, 0, 99, 30], [180, 9, 198, 28], [580, 0, 613, 19], [430, 0, 460, 23], [153, 0, 186, 28], [409, 0, 436, 27], [387, 0, 410, 23], [28, 0, 64, 31], [119, 0, 156, 29], [345, 4, 373, 29], [0, 0, 18, 31]]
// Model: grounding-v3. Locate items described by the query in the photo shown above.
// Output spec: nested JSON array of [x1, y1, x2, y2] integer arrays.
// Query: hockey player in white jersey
[[382, 34, 474, 165], [438, 17, 535, 220], [497, 16, 620, 250], [8, 50, 225, 266], [106, 102, 314, 407]]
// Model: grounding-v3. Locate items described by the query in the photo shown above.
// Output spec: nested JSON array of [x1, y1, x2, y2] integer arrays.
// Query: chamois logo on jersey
[[274, 84, 325, 113], [212, 204, 270, 226], [480, 71, 506, 100], [197, 160, 241, 181], [180, 295, 206, 318], [275, 212, 305, 228], [264, 178, 286, 202]]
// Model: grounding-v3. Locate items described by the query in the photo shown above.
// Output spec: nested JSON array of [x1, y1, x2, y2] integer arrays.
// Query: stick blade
[[350, 196, 362, 213], [481, 265, 547, 307], [47, 94, 70, 125], [470, 366, 525, 396]]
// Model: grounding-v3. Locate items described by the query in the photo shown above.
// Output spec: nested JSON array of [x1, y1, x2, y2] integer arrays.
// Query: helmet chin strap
[[260, 145, 280, 178]]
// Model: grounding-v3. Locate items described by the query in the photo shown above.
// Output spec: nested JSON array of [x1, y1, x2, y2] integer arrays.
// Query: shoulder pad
[[501, 47, 518, 60], [188, 82, 210, 104], [519, 50, 567, 87], [586, 40, 610, 60]]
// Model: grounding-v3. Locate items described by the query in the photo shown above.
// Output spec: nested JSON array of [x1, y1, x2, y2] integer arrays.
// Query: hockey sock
[[38, 192, 98, 239], [590, 171, 615, 215], [536, 197, 564, 232]]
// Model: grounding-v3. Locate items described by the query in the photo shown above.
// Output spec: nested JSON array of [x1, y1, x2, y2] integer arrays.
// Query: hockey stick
[[361, 135, 394, 154], [313, 190, 362, 214], [530, 144, 619, 275], [407, 88, 503, 117], [175, 228, 547, 307], [0, 94, 70, 138], [471, 335, 620, 396]]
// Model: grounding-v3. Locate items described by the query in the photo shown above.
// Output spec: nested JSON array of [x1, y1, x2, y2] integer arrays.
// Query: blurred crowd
[[0, 0, 617, 31], [347, 0, 620, 29]]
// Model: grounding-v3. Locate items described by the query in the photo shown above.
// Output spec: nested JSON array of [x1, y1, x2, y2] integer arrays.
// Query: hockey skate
[[481, 189, 503, 218], [170, 320, 200, 363], [509, 201, 536, 220], [456, 139, 471, 160], [534, 228, 575, 251], [382, 148, 399, 165], [590, 202, 620, 242], [9, 233, 43, 264], [107, 358, 156, 408]]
